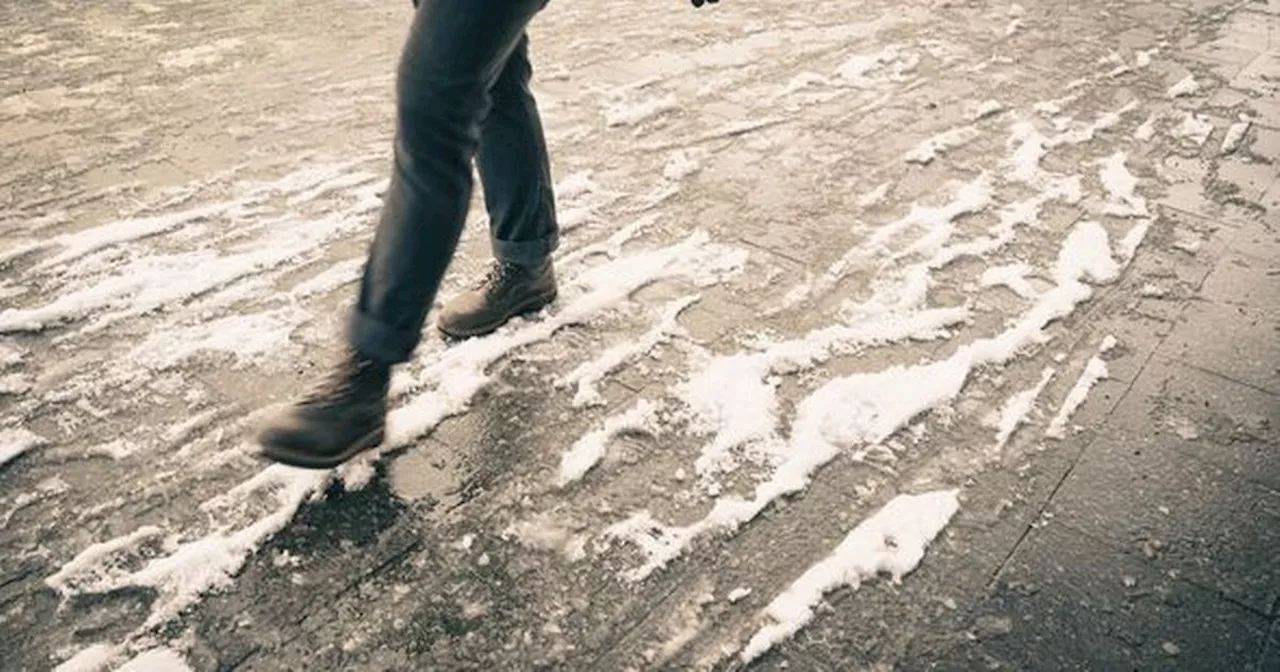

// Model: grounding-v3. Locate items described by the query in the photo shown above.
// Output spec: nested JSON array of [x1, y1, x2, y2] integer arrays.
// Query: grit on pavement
[[1, 0, 1278, 669]]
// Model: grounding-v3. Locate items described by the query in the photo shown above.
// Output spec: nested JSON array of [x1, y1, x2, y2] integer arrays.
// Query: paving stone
[[1160, 291, 1280, 395], [922, 522, 1273, 671], [1049, 380, 1280, 615]]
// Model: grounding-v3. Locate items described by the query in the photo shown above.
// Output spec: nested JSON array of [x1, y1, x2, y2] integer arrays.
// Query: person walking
[[256, 0, 719, 469]]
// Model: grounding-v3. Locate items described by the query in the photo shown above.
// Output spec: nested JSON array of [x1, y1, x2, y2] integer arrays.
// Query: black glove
[[691, 0, 719, 7]]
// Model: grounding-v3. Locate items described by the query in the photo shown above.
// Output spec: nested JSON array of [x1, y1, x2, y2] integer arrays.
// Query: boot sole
[[258, 427, 386, 470], [437, 289, 557, 340]]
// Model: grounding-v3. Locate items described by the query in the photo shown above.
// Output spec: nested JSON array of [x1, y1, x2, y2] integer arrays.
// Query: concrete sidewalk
[[0, 0, 1276, 670]]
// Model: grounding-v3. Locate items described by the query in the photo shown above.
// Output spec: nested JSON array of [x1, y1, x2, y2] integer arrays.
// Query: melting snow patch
[[662, 150, 701, 181], [1135, 115, 1158, 141], [1098, 152, 1149, 218], [503, 514, 589, 562], [0, 427, 46, 467], [560, 399, 659, 486], [1167, 75, 1200, 98], [609, 220, 1128, 580], [1174, 113, 1214, 145], [48, 466, 327, 631], [1045, 336, 1117, 439], [605, 94, 679, 127], [905, 126, 982, 165], [989, 368, 1055, 451], [835, 46, 916, 85], [740, 490, 960, 663], [857, 182, 891, 208], [386, 231, 747, 452], [1220, 117, 1251, 154], [117, 648, 194, 672], [558, 295, 697, 407], [53, 643, 122, 672], [969, 100, 1006, 120], [130, 308, 305, 371], [980, 262, 1038, 299]]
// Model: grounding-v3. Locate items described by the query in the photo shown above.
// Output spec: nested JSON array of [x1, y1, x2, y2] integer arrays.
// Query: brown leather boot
[[256, 349, 390, 469], [437, 259, 557, 339]]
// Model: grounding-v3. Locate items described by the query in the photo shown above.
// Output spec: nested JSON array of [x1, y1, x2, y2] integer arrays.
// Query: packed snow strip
[[739, 490, 960, 663], [0, 206, 367, 335], [834, 45, 920, 86], [557, 295, 699, 408], [605, 93, 678, 127], [1098, 152, 1149, 218], [1221, 116, 1251, 154], [904, 125, 982, 165], [559, 399, 660, 486], [128, 307, 307, 371], [288, 258, 366, 299], [682, 306, 971, 481], [0, 160, 387, 335], [47, 464, 328, 635], [34, 200, 253, 271], [55, 644, 195, 672], [990, 367, 1055, 451], [608, 220, 1129, 581], [1167, 75, 1199, 98], [794, 174, 994, 307], [1045, 335, 1118, 440], [0, 427, 46, 468], [383, 231, 748, 450], [979, 262, 1038, 299], [1043, 101, 1139, 148]]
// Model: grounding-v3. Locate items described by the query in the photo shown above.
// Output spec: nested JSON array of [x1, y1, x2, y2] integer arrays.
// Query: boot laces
[[476, 260, 522, 292]]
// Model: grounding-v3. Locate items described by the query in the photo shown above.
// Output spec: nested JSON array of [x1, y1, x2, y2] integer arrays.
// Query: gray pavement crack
[[1165, 357, 1280, 399]]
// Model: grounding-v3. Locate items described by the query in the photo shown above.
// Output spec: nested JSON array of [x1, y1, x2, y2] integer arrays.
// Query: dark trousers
[[348, 0, 558, 364]]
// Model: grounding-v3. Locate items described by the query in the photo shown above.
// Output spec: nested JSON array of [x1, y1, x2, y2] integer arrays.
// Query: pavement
[[0, 0, 1278, 670]]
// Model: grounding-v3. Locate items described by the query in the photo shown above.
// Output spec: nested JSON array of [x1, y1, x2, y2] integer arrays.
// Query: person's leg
[[257, 0, 548, 468], [436, 35, 560, 339]]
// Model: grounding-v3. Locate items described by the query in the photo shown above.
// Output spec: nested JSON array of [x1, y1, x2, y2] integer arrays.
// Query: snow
[[47, 465, 326, 633], [662, 150, 701, 181], [0, 427, 46, 467], [1135, 114, 1158, 141], [834, 45, 917, 85], [739, 490, 960, 663], [970, 99, 1006, 120], [559, 399, 660, 486], [605, 94, 679, 127], [556, 295, 698, 408], [990, 367, 1055, 451], [609, 218, 1129, 580], [1045, 336, 1118, 439], [1098, 152, 1149, 218], [53, 643, 121, 672], [857, 182, 891, 208], [904, 126, 982, 164], [1167, 75, 1199, 98], [1221, 117, 1251, 154], [289, 258, 365, 298], [980, 262, 1038, 299], [0, 209, 365, 335], [117, 648, 194, 672], [1174, 113, 1214, 145], [680, 307, 971, 481], [385, 230, 747, 453], [130, 307, 304, 371]]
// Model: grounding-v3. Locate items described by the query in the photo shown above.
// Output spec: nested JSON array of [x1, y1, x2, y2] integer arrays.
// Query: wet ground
[[1, 0, 1278, 669]]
